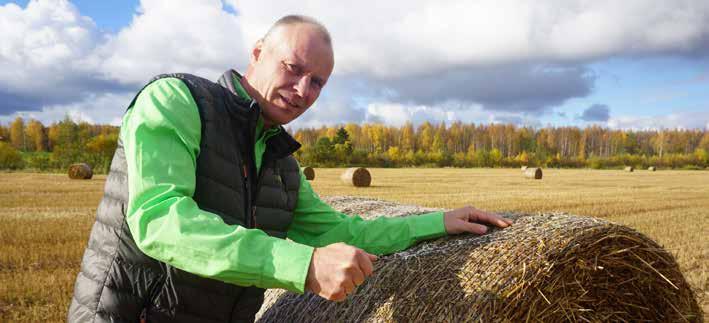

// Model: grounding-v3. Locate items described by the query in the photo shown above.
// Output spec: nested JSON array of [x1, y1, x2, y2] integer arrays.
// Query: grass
[[1, 169, 707, 321]]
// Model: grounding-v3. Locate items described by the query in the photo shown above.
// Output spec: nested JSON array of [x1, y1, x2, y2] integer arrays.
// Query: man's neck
[[238, 75, 275, 129]]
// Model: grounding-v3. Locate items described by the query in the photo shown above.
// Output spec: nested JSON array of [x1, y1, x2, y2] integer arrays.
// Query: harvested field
[[0, 169, 707, 322], [257, 197, 701, 322]]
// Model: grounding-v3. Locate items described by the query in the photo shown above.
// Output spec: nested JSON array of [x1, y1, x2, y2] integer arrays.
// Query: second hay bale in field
[[301, 167, 315, 180], [257, 197, 701, 323], [340, 167, 371, 187], [625, 166, 635, 172], [523, 167, 542, 179], [68, 163, 93, 179]]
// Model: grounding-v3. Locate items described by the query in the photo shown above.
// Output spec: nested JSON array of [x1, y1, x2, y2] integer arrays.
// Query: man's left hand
[[444, 206, 512, 235]]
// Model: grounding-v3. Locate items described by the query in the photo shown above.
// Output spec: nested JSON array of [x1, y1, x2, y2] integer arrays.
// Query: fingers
[[467, 208, 512, 228], [351, 266, 366, 286], [357, 251, 375, 277], [464, 221, 489, 235]]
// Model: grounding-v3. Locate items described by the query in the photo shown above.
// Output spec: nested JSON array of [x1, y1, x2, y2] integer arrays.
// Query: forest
[[1, 116, 708, 172]]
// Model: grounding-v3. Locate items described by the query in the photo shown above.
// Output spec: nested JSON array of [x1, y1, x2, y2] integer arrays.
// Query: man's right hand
[[305, 242, 378, 301]]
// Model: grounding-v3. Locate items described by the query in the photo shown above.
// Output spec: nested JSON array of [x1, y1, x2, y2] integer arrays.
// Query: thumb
[[366, 252, 378, 261], [465, 222, 488, 235]]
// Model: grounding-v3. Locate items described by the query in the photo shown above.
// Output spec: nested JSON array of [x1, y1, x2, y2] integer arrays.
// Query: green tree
[[333, 127, 350, 145], [0, 142, 24, 169], [312, 137, 335, 165], [86, 133, 119, 173]]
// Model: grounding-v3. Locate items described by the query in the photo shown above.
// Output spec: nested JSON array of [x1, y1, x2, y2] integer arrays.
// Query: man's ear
[[251, 39, 264, 63]]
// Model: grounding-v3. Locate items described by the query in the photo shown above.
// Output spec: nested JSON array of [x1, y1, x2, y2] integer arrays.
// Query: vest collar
[[217, 69, 302, 159]]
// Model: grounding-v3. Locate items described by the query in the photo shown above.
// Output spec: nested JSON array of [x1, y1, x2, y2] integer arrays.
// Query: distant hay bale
[[523, 167, 542, 179], [68, 163, 93, 180], [340, 167, 371, 187], [301, 166, 315, 180], [648, 166, 657, 171], [625, 166, 635, 172], [256, 197, 701, 323], [521, 165, 528, 171]]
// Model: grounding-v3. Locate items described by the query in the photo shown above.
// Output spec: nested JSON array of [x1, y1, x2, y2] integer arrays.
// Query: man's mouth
[[281, 95, 300, 110]]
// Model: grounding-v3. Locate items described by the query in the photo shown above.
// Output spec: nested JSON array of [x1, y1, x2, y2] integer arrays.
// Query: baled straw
[[257, 197, 701, 323], [625, 166, 635, 172], [648, 166, 657, 171], [68, 163, 93, 179], [340, 167, 372, 187], [524, 167, 543, 179], [302, 166, 315, 180], [521, 166, 528, 171]]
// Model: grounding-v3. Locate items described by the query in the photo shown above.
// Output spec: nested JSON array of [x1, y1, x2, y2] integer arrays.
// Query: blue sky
[[1, 0, 708, 129]]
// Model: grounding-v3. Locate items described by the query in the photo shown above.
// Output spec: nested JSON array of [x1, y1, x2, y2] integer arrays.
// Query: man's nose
[[294, 75, 311, 100]]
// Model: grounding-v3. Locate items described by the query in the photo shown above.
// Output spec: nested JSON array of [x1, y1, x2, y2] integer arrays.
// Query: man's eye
[[285, 63, 300, 74]]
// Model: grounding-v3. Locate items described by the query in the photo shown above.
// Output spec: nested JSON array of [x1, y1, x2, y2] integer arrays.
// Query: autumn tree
[[25, 119, 47, 152], [9, 117, 25, 150]]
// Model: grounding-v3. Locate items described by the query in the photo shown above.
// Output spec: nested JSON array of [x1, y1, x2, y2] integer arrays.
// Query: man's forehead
[[268, 24, 333, 73]]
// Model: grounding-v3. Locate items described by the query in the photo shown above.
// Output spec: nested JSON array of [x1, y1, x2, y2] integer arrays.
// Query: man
[[68, 15, 511, 322]]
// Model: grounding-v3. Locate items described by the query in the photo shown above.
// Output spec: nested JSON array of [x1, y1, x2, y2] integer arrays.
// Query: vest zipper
[[242, 164, 253, 228]]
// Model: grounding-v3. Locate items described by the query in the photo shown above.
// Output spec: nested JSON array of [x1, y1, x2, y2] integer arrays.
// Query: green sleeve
[[122, 78, 313, 293], [287, 169, 447, 255]]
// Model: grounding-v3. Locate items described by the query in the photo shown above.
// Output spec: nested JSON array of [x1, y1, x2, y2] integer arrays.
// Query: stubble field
[[1, 168, 707, 322]]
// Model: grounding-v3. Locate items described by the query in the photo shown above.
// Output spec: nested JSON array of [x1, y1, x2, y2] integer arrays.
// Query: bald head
[[242, 15, 334, 127], [262, 15, 332, 48]]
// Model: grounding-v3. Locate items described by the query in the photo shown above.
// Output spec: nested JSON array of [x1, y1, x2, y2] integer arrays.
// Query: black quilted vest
[[67, 71, 302, 322]]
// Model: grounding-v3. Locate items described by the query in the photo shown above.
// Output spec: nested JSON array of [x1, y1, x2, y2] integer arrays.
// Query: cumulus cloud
[[92, 0, 246, 85], [2, 0, 709, 128], [0, 0, 245, 119], [580, 104, 611, 122], [375, 64, 594, 113], [231, 0, 709, 77], [0, 91, 135, 126], [0, 0, 119, 113]]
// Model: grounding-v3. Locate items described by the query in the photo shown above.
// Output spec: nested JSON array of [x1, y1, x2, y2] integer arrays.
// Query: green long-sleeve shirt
[[122, 77, 446, 294]]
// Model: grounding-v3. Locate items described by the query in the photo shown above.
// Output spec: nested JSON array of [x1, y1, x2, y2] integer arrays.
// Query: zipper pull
[[251, 207, 257, 228], [140, 307, 148, 323], [242, 164, 248, 180]]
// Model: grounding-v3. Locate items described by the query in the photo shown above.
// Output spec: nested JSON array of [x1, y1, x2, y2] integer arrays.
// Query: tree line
[[1, 117, 708, 172], [293, 122, 709, 169], [0, 117, 118, 172]]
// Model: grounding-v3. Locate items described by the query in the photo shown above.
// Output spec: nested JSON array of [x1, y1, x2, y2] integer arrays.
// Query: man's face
[[246, 23, 334, 127]]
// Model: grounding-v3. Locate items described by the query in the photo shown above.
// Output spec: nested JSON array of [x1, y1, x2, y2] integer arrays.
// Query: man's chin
[[263, 111, 297, 127]]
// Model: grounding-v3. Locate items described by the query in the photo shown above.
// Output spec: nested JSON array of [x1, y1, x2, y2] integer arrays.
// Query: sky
[[1, 0, 708, 130]]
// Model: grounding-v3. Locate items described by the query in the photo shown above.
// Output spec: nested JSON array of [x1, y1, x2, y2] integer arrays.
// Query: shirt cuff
[[407, 211, 447, 241], [269, 238, 314, 294]]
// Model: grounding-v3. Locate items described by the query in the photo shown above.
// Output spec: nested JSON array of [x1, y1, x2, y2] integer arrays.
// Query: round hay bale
[[68, 163, 93, 180], [521, 165, 528, 171], [648, 166, 657, 171], [523, 167, 542, 179], [340, 167, 371, 187], [301, 166, 315, 180], [256, 198, 701, 323], [624, 166, 635, 172]]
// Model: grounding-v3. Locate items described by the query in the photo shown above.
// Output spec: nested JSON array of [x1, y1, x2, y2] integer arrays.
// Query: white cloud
[[0, 0, 101, 106], [361, 101, 540, 127], [231, 0, 709, 77], [2, 0, 708, 127], [0, 91, 134, 126], [92, 0, 246, 85]]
